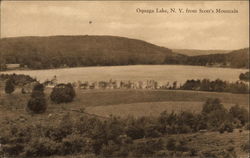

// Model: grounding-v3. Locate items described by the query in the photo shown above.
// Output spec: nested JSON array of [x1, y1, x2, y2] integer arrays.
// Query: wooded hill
[[0, 35, 183, 69], [173, 49, 231, 56], [0, 35, 248, 69], [182, 48, 249, 68]]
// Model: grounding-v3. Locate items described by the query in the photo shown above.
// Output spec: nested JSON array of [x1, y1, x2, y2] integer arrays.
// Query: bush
[[241, 141, 250, 153], [2, 143, 24, 156], [27, 91, 47, 114], [33, 82, 44, 91], [219, 122, 234, 133], [101, 140, 120, 157], [202, 98, 225, 114], [245, 123, 250, 130], [50, 83, 76, 103], [166, 138, 176, 151], [144, 125, 162, 138], [61, 134, 85, 155], [126, 125, 145, 140], [24, 137, 59, 157], [27, 83, 47, 114], [132, 139, 163, 157], [229, 104, 249, 126], [5, 78, 15, 94]]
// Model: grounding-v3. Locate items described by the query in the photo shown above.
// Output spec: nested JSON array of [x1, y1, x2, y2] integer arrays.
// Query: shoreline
[[0, 64, 248, 73]]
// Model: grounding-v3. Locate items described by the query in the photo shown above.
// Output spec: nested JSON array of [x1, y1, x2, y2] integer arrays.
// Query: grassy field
[[0, 88, 249, 123], [85, 101, 240, 117]]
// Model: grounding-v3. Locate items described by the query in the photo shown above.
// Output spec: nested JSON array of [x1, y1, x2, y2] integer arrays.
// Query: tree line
[[180, 79, 249, 94], [1, 74, 249, 94]]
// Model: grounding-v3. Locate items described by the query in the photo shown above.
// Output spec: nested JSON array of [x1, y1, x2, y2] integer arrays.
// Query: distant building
[[6, 64, 20, 70]]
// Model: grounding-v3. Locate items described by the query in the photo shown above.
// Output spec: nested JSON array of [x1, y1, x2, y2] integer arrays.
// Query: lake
[[0, 65, 247, 85]]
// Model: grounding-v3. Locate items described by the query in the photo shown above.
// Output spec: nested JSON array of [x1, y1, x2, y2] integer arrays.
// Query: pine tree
[[27, 83, 47, 113], [5, 78, 15, 94]]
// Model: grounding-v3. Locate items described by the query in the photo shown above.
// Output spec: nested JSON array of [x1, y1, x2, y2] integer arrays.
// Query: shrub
[[202, 98, 225, 114], [175, 138, 189, 152], [112, 145, 129, 157], [166, 138, 176, 151], [126, 125, 145, 140], [241, 141, 250, 153], [50, 83, 76, 103], [27, 91, 47, 114], [105, 117, 125, 143], [144, 125, 162, 138], [219, 122, 234, 133], [101, 140, 120, 157], [61, 134, 85, 155], [132, 139, 163, 157], [24, 137, 59, 157], [245, 123, 250, 130], [5, 78, 15, 94], [229, 104, 249, 125], [1, 144, 24, 156], [33, 82, 44, 91]]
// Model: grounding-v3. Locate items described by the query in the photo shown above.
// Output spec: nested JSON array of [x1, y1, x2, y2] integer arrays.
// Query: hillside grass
[[85, 101, 244, 118], [0, 88, 249, 124]]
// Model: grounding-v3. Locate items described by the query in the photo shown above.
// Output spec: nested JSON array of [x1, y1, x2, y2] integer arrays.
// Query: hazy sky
[[1, 1, 249, 50]]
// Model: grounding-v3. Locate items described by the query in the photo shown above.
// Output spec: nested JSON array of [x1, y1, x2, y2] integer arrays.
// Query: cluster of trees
[[26, 83, 76, 113], [0, 74, 36, 86], [0, 98, 248, 157], [2, 74, 37, 94], [180, 79, 249, 94], [239, 71, 250, 81], [1, 73, 76, 113]]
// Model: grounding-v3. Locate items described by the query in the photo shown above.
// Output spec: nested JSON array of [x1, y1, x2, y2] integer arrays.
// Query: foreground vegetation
[[0, 98, 249, 158]]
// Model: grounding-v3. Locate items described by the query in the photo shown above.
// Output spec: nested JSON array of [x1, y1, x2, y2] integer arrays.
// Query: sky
[[0, 1, 249, 50]]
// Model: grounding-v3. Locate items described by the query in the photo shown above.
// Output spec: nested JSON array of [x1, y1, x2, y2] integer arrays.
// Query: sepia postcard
[[0, 1, 249, 158]]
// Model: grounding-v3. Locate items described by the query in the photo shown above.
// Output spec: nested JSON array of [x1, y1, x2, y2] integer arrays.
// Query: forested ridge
[[182, 48, 249, 68], [0, 35, 248, 70]]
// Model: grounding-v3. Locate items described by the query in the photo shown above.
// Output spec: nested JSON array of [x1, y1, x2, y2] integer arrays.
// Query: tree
[[202, 98, 225, 114], [229, 104, 249, 125], [239, 72, 249, 81], [50, 83, 76, 103], [27, 83, 47, 113], [5, 78, 15, 94]]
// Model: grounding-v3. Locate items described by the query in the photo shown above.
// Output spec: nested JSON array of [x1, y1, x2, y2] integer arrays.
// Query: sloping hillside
[[184, 48, 249, 68], [0, 35, 183, 69], [0, 35, 248, 70], [173, 49, 231, 56]]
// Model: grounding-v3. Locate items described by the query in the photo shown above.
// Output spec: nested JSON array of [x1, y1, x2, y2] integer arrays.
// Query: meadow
[[0, 88, 248, 123]]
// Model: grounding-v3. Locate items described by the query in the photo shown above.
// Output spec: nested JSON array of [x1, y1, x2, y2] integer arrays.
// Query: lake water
[[1, 65, 247, 85]]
